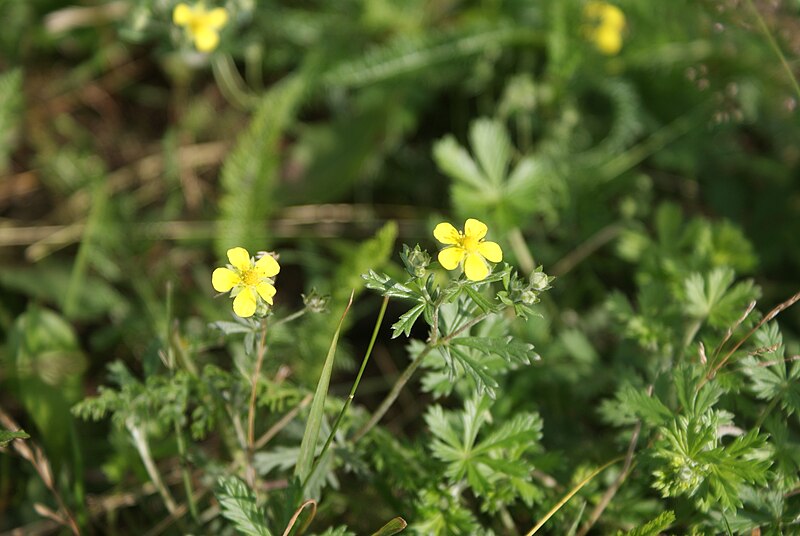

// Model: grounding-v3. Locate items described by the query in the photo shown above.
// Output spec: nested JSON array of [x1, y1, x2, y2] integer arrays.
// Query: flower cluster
[[583, 1, 626, 55], [212, 247, 279, 318], [173, 2, 228, 53], [434, 218, 502, 281]]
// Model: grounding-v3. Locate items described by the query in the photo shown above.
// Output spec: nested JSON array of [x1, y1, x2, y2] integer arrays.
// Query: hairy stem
[[245, 319, 269, 487]]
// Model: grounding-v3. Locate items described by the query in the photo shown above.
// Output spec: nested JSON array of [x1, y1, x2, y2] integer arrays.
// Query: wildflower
[[173, 2, 228, 53], [434, 218, 503, 281], [212, 247, 279, 318], [583, 1, 626, 55]]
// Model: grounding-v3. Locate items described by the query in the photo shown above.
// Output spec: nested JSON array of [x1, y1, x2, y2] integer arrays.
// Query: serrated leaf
[[216, 72, 309, 257], [391, 302, 426, 339], [216, 476, 272, 536], [362, 270, 418, 300], [616, 511, 675, 536], [462, 285, 498, 314], [450, 336, 537, 365]]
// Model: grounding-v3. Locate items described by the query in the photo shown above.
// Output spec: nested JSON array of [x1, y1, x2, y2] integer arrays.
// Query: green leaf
[[433, 135, 486, 190], [462, 285, 499, 314], [362, 270, 418, 300], [371, 517, 407, 536], [426, 397, 542, 509], [615, 511, 675, 536], [332, 222, 397, 303], [324, 26, 526, 89], [391, 302, 426, 339], [295, 296, 352, 484], [0, 428, 29, 448], [0, 68, 22, 173], [450, 336, 538, 366], [216, 476, 272, 536], [470, 118, 511, 187], [216, 72, 309, 257]]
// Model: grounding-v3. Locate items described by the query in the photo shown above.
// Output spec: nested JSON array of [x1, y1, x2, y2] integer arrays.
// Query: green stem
[[175, 423, 198, 520], [754, 396, 779, 430], [211, 54, 256, 110], [246, 319, 269, 487], [305, 297, 389, 487], [271, 308, 307, 328], [744, 0, 800, 100], [352, 311, 491, 442]]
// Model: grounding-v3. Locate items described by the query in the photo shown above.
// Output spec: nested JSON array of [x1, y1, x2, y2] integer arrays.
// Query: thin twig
[[255, 394, 313, 450], [703, 290, 800, 386], [0, 408, 81, 536]]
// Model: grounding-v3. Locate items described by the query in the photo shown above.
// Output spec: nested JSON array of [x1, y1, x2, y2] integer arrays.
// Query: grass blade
[[294, 291, 354, 484]]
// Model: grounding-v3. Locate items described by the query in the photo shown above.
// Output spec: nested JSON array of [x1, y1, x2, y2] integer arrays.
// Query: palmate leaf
[[425, 397, 542, 509], [652, 417, 770, 512], [683, 267, 758, 329], [216, 476, 272, 536], [741, 323, 800, 416]]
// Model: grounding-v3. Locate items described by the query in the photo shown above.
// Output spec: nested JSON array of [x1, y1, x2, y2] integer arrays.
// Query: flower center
[[240, 268, 259, 287], [461, 235, 479, 252]]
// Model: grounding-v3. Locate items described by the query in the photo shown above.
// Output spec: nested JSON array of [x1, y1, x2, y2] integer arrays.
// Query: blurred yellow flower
[[583, 1, 626, 55], [212, 247, 279, 318], [434, 218, 503, 281], [173, 2, 228, 53]]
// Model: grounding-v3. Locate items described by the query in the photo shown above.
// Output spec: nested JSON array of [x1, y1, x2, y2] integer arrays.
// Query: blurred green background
[[1, 0, 800, 533]]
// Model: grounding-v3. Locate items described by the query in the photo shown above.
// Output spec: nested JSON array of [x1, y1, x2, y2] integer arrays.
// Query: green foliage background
[[1, 0, 800, 534]]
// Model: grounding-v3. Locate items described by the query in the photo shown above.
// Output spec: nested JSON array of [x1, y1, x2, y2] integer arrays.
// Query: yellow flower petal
[[227, 247, 251, 272], [594, 26, 622, 55], [233, 288, 257, 317], [438, 246, 465, 270], [600, 4, 625, 29], [433, 222, 460, 245], [212, 267, 240, 292], [204, 7, 229, 29], [464, 253, 489, 281], [193, 27, 220, 52], [464, 218, 488, 240], [477, 241, 503, 263], [256, 282, 276, 305], [173, 3, 193, 25], [255, 255, 280, 278]]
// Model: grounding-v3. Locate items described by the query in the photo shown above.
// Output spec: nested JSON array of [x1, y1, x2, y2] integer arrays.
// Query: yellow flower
[[212, 247, 280, 318], [583, 1, 625, 55], [434, 218, 503, 281], [173, 2, 228, 53]]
